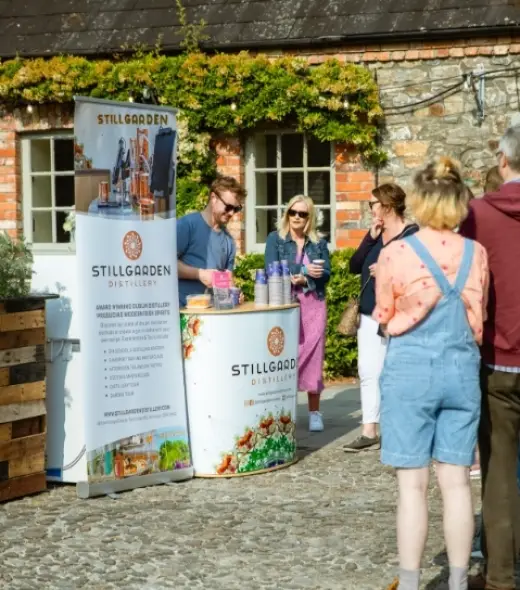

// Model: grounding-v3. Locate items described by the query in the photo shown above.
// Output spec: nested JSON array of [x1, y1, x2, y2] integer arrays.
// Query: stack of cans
[[254, 269, 268, 306], [268, 261, 283, 306], [281, 260, 292, 305]]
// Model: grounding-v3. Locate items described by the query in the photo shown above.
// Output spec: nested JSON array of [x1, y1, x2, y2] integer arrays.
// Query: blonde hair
[[278, 195, 319, 242], [408, 156, 469, 230]]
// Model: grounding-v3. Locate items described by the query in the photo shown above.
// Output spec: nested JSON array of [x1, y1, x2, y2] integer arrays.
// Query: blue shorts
[[379, 357, 481, 469]]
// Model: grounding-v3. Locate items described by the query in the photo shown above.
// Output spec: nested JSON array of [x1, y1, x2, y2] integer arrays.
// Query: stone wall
[[278, 36, 520, 234], [376, 51, 520, 194]]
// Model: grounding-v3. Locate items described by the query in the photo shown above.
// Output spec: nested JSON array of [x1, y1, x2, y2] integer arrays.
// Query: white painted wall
[[31, 253, 86, 483]]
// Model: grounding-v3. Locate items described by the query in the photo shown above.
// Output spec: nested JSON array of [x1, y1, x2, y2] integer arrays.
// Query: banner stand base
[[76, 467, 194, 499]]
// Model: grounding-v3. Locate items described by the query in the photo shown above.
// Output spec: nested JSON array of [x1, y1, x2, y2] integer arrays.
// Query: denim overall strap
[[405, 235, 451, 295], [453, 238, 474, 294]]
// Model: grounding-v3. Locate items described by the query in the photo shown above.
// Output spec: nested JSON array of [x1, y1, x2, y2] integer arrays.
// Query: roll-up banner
[[74, 97, 193, 498]]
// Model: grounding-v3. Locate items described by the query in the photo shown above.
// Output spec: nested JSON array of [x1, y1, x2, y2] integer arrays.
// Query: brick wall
[[213, 136, 245, 253], [0, 104, 73, 238], [1, 36, 518, 250]]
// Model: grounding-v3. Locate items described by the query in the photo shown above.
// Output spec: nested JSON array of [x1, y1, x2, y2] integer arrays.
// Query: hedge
[[234, 248, 361, 380]]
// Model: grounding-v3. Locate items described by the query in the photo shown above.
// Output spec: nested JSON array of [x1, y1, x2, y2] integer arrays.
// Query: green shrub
[[234, 248, 361, 380], [233, 253, 266, 301], [0, 233, 34, 299], [324, 249, 359, 379]]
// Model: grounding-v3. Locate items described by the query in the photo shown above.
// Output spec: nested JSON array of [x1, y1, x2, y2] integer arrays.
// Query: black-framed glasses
[[368, 200, 379, 210], [288, 209, 309, 219], [214, 193, 242, 214]]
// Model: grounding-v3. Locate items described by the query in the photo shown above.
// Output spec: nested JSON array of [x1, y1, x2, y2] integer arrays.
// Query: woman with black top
[[343, 183, 419, 453]]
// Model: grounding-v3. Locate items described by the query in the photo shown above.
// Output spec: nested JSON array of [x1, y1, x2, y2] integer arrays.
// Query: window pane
[[54, 139, 74, 172], [30, 139, 51, 173], [255, 134, 277, 168], [255, 172, 277, 206], [256, 208, 278, 243], [316, 208, 331, 242], [32, 211, 53, 243], [55, 175, 74, 207], [56, 211, 72, 243], [307, 137, 330, 167], [282, 172, 304, 204], [281, 134, 303, 168], [308, 171, 331, 205], [32, 176, 52, 208]]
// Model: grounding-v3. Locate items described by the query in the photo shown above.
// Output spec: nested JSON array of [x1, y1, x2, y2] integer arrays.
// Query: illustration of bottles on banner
[[73, 97, 192, 497]]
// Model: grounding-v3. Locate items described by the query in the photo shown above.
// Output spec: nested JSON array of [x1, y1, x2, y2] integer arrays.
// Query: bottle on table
[[281, 260, 292, 305], [254, 269, 268, 306], [268, 261, 283, 306]]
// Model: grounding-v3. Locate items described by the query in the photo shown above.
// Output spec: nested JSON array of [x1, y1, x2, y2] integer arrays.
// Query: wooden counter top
[[180, 302, 299, 315]]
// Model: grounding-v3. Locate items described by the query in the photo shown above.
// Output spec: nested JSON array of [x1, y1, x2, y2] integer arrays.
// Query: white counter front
[[181, 303, 300, 477]]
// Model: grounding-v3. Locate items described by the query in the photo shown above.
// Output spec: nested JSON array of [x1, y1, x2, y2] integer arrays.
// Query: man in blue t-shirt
[[176, 176, 246, 307]]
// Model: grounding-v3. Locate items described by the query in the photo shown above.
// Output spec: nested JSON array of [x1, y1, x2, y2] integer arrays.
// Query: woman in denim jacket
[[264, 195, 331, 433]]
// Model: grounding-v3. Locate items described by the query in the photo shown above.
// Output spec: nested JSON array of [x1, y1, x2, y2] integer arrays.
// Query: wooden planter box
[[0, 295, 56, 502]]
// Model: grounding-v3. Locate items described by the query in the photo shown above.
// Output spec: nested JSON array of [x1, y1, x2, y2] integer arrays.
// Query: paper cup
[[313, 259, 325, 266]]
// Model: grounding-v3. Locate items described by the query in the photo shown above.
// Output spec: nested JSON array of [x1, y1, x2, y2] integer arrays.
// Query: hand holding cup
[[306, 259, 325, 279]]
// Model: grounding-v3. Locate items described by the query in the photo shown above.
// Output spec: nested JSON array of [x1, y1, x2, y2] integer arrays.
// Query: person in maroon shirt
[[459, 126, 520, 590]]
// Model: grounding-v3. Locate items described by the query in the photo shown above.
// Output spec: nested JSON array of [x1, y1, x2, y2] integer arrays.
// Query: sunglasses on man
[[288, 209, 309, 219], [214, 192, 242, 214]]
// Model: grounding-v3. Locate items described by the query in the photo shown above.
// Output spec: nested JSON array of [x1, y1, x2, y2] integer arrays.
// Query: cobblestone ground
[[0, 385, 484, 590]]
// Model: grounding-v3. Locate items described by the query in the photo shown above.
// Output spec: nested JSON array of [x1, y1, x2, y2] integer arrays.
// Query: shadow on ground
[[296, 382, 362, 457]]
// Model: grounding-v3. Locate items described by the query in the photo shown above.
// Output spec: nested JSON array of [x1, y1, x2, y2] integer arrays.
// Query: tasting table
[[180, 302, 300, 477]]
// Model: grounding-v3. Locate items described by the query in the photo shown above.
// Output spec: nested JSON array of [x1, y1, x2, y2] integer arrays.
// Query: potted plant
[[0, 232, 33, 299]]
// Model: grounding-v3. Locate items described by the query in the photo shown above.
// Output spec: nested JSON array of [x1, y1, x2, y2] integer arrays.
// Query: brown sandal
[[386, 579, 399, 590]]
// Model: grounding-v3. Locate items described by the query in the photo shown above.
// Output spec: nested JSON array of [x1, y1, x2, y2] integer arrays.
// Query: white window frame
[[21, 131, 75, 254], [245, 131, 335, 253]]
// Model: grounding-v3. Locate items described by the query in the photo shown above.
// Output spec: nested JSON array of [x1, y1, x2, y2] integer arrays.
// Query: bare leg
[[308, 392, 320, 412], [435, 462, 473, 589], [395, 467, 430, 590]]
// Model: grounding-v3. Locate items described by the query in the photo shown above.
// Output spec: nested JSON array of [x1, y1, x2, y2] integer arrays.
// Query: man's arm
[[177, 261, 201, 280]]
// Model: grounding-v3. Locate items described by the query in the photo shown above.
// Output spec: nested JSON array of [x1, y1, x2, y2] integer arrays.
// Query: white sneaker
[[309, 411, 324, 432]]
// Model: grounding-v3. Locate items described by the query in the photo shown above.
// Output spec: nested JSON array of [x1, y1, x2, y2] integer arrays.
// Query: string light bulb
[[230, 102, 237, 111], [128, 95, 134, 103], [27, 105, 34, 114], [343, 99, 350, 109]]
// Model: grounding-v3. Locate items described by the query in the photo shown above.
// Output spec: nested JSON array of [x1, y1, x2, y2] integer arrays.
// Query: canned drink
[[271, 261, 282, 276], [98, 181, 109, 202], [281, 259, 289, 268], [230, 287, 241, 307]]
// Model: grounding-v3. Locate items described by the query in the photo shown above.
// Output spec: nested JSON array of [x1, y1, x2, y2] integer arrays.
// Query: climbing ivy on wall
[[0, 51, 385, 215]]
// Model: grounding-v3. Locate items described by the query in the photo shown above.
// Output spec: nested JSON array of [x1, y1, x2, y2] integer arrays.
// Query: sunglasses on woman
[[215, 192, 242, 214], [288, 209, 309, 219]]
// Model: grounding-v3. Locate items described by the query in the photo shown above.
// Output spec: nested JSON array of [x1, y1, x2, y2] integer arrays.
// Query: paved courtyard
[[0, 383, 483, 590]]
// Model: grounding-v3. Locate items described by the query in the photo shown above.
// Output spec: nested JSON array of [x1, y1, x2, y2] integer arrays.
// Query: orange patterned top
[[373, 228, 489, 344]]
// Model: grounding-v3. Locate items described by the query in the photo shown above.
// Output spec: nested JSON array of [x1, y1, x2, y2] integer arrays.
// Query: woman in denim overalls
[[374, 158, 489, 590]]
